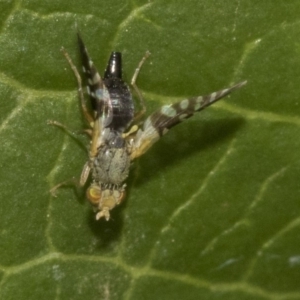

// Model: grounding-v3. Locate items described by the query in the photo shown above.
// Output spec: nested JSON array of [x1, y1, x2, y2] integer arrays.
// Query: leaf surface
[[0, 1, 300, 299]]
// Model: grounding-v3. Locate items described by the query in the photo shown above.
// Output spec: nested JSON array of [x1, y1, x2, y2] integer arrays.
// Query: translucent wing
[[77, 33, 113, 127], [130, 81, 246, 159]]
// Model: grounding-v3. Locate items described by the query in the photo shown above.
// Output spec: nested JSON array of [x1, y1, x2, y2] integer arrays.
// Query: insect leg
[[48, 121, 91, 196], [131, 51, 151, 121], [50, 162, 91, 196], [80, 161, 91, 186], [50, 177, 78, 197], [49, 163, 91, 200], [61, 47, 94, 125], [47, 120, 92, 139]]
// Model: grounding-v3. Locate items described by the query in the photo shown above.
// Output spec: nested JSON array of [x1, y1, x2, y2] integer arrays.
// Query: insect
[[50, 33, 246, 221]]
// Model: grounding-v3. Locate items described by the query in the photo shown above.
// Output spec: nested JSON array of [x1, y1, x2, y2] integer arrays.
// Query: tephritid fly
[[50, 33, 246, 221]]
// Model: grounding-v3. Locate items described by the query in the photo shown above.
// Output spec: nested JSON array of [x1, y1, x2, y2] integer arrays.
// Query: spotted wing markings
[[77, 34, 112, 126], [130, 81, 246, 159]]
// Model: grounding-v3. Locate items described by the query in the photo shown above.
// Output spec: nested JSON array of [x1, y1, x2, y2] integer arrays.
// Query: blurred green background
[[0, 1, 300, 299]]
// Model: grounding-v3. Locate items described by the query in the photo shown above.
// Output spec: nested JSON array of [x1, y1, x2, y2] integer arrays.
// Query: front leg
[[50, 161, 91, 197], [80, 161, 91, 186], [50, 177, 78, 197]]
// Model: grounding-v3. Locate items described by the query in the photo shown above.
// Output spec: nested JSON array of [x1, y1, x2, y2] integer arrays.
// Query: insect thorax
[[87, 132, 131, 220], [91, 133, 131, 186]]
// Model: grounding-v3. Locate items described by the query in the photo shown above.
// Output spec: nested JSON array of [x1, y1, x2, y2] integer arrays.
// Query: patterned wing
[[77, 33, 113, 127], [130, 81, 246, 159]]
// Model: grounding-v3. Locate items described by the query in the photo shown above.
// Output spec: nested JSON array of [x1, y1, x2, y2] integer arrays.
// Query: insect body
[[52, 33, 246, 221]]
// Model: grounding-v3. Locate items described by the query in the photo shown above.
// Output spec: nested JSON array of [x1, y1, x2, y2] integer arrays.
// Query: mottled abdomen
[[92, 146, 131, 185]]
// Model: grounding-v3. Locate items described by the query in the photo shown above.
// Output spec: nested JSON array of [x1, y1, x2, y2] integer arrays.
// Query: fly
[[50, 33, 246, 221]]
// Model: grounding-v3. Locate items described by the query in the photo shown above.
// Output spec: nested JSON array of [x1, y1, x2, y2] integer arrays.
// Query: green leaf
[[1, 1, 300, 299]]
